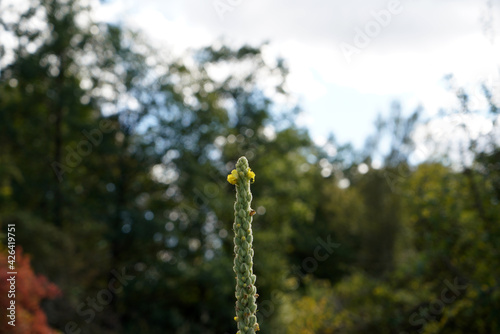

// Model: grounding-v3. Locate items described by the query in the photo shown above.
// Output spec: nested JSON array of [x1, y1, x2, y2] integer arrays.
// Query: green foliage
[[1, 0, 499, 333]]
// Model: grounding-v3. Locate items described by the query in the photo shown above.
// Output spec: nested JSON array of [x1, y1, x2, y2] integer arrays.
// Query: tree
[[0, 247, 61, 333]]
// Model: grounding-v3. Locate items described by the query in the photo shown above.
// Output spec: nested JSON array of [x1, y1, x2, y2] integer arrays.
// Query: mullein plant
[[227, 156, 260, 333]]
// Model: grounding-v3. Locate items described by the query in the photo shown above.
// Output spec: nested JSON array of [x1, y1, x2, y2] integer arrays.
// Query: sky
[[93, 0, 500, 149]]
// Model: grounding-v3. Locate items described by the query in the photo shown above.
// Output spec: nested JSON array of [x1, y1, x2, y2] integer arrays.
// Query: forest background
[[0, 0, 499, 333]]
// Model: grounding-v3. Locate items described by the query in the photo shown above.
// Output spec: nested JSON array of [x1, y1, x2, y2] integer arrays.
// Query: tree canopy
[[0, 0, 499, 333]]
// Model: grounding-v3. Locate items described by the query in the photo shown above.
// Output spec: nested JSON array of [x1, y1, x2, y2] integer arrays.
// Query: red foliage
[[0, 247, 61, 334]]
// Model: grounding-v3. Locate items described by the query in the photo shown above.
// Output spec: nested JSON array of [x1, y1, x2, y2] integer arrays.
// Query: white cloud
[[94, 0, 500, 148]]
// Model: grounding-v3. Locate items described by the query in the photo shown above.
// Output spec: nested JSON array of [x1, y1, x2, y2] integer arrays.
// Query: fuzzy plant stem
[[227, 156, 259, 334]]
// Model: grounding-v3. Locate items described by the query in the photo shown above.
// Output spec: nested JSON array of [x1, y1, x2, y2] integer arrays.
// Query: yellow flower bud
[[227, 169, 239, 185], [246, 168, 255, 183]]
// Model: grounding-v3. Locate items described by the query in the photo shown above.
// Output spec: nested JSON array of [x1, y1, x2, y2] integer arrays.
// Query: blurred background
[[0, 0, 499, 333]]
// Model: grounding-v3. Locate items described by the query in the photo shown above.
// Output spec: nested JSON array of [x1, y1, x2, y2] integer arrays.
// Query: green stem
[[230, 156, 259, 333]]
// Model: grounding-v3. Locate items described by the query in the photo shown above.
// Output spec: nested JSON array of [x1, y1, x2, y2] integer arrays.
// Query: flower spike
[[229, 156, 259, 333]]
